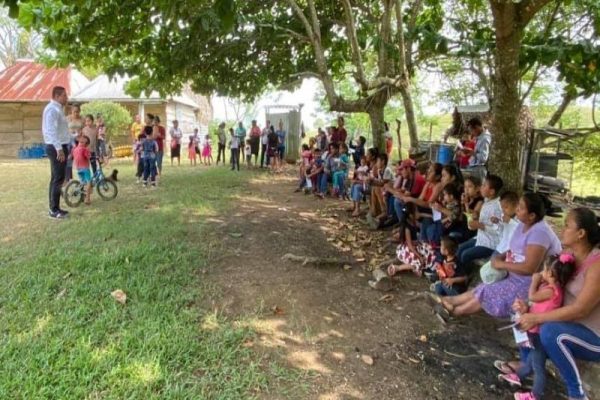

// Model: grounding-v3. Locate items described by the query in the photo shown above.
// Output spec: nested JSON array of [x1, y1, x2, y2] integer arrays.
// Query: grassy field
[[0, 160, 289, 399]]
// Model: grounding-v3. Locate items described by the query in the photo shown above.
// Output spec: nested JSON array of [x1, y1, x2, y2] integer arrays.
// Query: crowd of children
[[290, 117, 600, 400]]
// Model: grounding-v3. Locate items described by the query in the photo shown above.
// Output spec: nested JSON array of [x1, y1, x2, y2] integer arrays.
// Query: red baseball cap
[[399, 159, 416, 169]]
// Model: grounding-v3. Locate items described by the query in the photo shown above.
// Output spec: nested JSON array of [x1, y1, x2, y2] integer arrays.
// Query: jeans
[[230, 148, 240, 170], [351, 183, 364, 202], [217, 143, 226, 164], [517, 333, 547, 398], [156, 151, 164, 173], [393, 197, 407, 223], [46, 144, 68, 212], [332, 171, 347, 193], [457, 237, 494, 272], [142, 157, 157, 183], [540, 322, 600, 399], [433, 281, 461, 296], [419, 218, 439, 244]]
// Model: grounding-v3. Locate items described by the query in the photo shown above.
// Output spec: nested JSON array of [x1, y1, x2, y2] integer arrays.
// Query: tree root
[[281, 253, 354, 268]]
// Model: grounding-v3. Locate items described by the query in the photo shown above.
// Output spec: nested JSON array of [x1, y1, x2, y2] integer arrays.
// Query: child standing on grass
[[229, 128, 240, 171], [245, 139, 252, 168], [202, 135, 213, 166], [141, 132, 158, 187], [499, 254, 576, 400], [429, 236, 467, 296], [188, 135, 197, 166], [72, 135, 93, 205]]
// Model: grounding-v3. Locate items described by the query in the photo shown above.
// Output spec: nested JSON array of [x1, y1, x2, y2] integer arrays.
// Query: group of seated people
[[294, 133, 599, 400]]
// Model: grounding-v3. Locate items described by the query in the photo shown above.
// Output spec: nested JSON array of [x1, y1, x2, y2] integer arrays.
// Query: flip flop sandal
[[494, 360, 517, 374], [432, 303, 451, 324]]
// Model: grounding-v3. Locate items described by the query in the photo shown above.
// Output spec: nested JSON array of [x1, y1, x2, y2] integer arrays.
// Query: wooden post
[[395, 119, 402, 160]]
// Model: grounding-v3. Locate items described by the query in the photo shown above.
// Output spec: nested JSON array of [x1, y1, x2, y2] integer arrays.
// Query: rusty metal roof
[[0, 60, 89, 102]]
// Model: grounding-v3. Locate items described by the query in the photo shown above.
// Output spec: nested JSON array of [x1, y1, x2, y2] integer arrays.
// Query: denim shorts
[[77, 168, 92, 184]]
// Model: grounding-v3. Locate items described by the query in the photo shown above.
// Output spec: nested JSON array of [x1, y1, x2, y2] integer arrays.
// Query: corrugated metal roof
[[72, 74, 200, 109], [0, 60, 89, 102]]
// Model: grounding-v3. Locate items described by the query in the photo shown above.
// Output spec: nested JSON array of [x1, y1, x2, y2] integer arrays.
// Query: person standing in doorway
[[169, 119, 183, 166], [260, 119, 270, 168], [43, 86, 70, 219], [216, 122, 227, 165], [275, 120, 287, 171]]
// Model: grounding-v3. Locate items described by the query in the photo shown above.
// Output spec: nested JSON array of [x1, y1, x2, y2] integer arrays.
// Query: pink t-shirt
[[529, 282, 563, 333], [72, 145, 91, 169]]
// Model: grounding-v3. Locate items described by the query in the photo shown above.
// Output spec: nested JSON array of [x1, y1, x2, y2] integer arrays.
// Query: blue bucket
[[437, 144, 454, 165]]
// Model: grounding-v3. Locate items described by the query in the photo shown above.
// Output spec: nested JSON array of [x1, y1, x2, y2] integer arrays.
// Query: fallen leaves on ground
[[271, 305, 284, 315], [378, 294, 394, 303], [361, 354, 374, 365], [111, 289, 127, 304]]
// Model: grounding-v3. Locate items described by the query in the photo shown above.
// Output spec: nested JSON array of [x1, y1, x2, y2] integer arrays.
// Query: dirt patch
[[201, 169, 566, 400]]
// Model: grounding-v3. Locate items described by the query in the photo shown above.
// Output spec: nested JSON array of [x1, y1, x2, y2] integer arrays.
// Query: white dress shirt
[[42, 100, 70, 150]]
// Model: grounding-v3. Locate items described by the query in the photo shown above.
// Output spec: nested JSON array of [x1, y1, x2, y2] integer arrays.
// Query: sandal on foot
[[432, 303, 450, 324], [498, 373, 522, 387], [493, 360, 518, 375]]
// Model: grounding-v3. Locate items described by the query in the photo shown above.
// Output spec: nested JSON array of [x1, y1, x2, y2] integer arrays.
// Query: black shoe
[[58, 208, 69, 215], [48, 210, 68, 219]]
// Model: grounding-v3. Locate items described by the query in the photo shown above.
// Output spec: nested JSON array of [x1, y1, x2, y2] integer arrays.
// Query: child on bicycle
[[72, 135, 92, 204]]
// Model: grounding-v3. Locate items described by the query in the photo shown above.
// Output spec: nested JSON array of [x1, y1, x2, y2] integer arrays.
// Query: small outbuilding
[[0, 60, 90, 158]]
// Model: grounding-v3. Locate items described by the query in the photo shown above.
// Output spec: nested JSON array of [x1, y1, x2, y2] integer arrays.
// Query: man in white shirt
[[43, 86, 70, 219], [260, 119, 270, 168]]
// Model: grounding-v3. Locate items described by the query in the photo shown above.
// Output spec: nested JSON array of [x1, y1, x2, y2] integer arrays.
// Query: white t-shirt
[[496, 217, 519, 253], [261, 128, 269, 145], [245, 144, 251, 155], [475, 197, 504, 249]]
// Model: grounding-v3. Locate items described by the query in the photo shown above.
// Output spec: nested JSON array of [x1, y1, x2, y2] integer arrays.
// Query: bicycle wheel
[[63, 180, 84, 207], [96, 179, 118, 200]]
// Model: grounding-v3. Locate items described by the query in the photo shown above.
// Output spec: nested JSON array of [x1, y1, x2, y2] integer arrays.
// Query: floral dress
[[395, 222, 436, 272]]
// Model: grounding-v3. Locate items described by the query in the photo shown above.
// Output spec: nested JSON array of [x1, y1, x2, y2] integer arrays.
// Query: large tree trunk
[[548, 91, 576, 127], [368, 103, 386, 153], [489, 10, 524, 192], [399, 85, 419, 150]]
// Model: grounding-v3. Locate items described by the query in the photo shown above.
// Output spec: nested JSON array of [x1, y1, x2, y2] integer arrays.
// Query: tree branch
[[340, 0, 368, 90], [394, 0, 408, 80], [547, 90, 577, 127], [378, 0, 393, 77], [517, 0, 554, 27]]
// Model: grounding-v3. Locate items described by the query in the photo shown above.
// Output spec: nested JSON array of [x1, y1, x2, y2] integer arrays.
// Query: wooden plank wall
[[0, 102, 44, 158]]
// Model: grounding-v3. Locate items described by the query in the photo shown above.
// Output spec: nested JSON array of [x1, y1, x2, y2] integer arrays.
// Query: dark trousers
[[230, 148, 240, 171], [457, 237, 494, 273], [90, 152, 98, 175], [217, 143, 226, 164], [136, 158, 144, 177], [46, 144, 68, 212], [260, 144, 268, 167]]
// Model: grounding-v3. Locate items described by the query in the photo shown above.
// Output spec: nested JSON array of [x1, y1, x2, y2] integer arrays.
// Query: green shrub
[[81, 101, 132, 138]]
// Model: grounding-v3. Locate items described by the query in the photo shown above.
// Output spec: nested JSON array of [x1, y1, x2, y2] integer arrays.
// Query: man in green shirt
[[235, 122, 247, 160]]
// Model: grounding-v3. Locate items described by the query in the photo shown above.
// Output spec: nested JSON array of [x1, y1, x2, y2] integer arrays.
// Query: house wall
[[0, 102, 44, 158]]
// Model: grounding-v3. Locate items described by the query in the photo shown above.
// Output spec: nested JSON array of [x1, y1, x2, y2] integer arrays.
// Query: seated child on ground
[[462, 176, 484, 240], [430, 183, 466, 242], [480, 191, 520, 283], [498, 254, 576, 400], [296, 144, 313, 191], [429, 236, 467, 296], [387, 202, 437, 277]]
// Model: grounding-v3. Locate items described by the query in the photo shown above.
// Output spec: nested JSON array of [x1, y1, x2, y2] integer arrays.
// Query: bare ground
[[201, 169, 566, 400]]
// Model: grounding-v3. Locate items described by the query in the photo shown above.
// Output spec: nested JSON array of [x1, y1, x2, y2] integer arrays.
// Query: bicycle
[[63, 162, 118, 207]]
